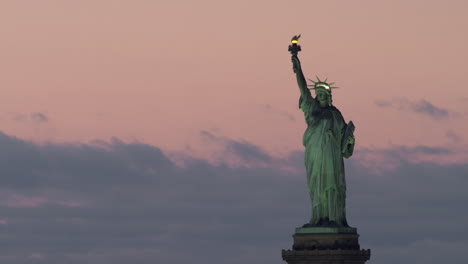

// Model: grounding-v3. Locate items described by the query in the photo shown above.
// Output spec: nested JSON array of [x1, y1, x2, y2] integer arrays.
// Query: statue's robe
[[300, 94, 354, 226]]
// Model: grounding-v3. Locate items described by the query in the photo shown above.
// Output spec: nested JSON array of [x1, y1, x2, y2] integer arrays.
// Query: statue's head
[[308, 77, 337, 108], [315, 89, 331, 108]]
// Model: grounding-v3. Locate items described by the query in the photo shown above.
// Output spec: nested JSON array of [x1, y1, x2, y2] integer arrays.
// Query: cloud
[[375, 98, 450, 119], [376, 239, 468, 264], [374, 100, 391, 108], [6, 112, 49, 123], [31, 112, 48, 123], [410, 100, 449, 119], [260, 104, 296, 122], [353, 143, 467, 173], [199, 130, 303, 170], [0, 131, 467, 264], [446, 130, 463, 143], [8, 112, 27, 122]]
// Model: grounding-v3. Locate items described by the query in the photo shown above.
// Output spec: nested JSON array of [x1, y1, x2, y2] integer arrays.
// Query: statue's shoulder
[[330, 106, 345, 118], [299, 96, 317, 111], [330, 105, 341, 113]]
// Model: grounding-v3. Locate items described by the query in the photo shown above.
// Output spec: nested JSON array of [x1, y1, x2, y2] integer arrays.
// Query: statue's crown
[[307, 76, 338, 93]]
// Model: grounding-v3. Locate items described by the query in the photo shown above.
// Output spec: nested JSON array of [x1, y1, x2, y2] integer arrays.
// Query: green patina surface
[[291, 53, 355, 227], [295, 227, 357, 234]]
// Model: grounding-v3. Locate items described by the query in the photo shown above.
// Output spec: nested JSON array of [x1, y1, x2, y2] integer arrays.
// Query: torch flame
[[291, 34, 301, 44]]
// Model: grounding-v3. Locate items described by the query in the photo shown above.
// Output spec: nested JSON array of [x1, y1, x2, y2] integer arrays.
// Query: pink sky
[[1, 0, 467, 160]]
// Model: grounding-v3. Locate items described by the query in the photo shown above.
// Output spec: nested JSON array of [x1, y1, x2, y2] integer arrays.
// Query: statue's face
[[315, 91, 330, 108]]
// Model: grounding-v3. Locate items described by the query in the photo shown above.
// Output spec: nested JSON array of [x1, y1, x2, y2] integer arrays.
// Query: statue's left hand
[[346, 135, 355, 145]]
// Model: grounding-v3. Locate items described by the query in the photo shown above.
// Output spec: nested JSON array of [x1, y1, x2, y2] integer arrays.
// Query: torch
[[288, 34, 301, 56]]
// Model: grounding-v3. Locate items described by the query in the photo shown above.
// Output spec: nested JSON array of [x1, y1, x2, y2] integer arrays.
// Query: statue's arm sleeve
[[294, 57, 314, 109], [342, 140, 355, 159], [298, 78, 316, 110], [342, 122, 355, 158], [300, 95, 317, 112]]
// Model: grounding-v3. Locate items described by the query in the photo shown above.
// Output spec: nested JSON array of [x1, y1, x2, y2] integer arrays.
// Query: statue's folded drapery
[[300, 96, 354, 226]]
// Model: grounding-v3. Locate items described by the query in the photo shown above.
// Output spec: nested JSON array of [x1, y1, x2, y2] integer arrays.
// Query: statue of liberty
[[290, 36, 355, 228]]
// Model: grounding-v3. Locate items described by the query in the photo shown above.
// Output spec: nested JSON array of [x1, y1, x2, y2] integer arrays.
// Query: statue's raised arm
[[292, 55, 314, 108], [292, 55, 313, 98]]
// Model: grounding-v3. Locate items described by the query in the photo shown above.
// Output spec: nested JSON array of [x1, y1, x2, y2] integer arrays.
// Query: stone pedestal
[[282, 227, 370, 264]]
